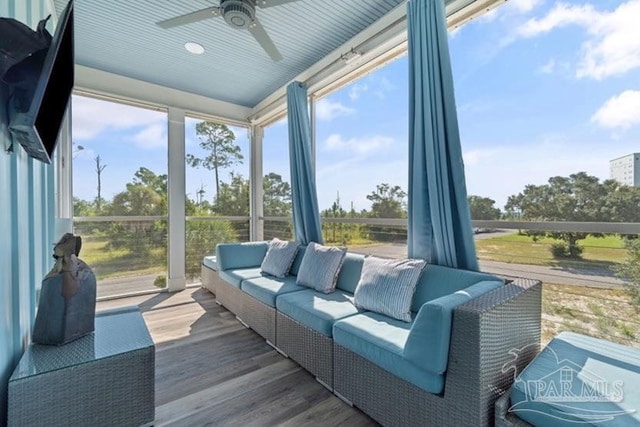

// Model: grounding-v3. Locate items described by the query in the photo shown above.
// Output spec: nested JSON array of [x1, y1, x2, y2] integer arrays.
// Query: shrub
[[185, 220, 237, 280], [550, 242, 583, 259], [615, 239, 640, 308]]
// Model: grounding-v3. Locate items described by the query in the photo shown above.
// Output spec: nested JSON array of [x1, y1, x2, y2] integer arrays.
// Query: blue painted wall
[[0, 1, 57, 424]]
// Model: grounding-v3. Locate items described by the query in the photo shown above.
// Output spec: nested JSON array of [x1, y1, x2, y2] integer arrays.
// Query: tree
[[94, 155, 107, 211], [468, 195, 501, 220], [186, 122, 243, 196], [367, 183, 406, 218], [264, 172, 292, 217], [212, 172, 249, 216], [365, 183, 406, 242], [505, 172, 611, 258]]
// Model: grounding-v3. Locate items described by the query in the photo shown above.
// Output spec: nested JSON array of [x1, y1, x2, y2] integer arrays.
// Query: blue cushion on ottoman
[[509, 332, 640, 426]]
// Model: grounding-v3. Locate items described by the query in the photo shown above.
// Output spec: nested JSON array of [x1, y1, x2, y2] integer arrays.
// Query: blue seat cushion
[[240, 275, 307, 307], [219, 268, 263, 288], [202, 256, 217, 270], [276, 289, 361, 337], [510, 332, 640, 427], [333, 312, 444, 394]]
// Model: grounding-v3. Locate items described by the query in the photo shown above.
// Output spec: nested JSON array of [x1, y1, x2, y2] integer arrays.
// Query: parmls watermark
[[499, 343, 636, 424]]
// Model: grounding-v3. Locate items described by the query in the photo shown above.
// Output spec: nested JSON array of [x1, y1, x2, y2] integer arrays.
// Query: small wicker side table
[[8, 306, 155, 427]]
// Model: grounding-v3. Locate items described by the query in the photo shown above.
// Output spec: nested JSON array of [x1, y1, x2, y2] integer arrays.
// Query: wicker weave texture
[[215, 279, 246, 319], [8, 348, 154, 426], [201, 265, 223, 296], [276, 312, 334, 388], [242, 295, 277, 343], [495, 393, 533, 426], [334, 278, 542, 427]]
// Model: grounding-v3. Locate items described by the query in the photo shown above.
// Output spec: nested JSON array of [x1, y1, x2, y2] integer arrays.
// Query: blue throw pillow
[[353, 256, 426, 322], [260, 238, 300, 278], [296, 242, 346, 293]]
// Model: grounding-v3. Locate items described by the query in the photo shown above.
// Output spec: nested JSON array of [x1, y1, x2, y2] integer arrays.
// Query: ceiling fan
[[156, 0, 303, 61]]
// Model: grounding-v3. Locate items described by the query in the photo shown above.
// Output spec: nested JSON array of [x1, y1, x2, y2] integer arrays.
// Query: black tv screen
[[7, 0, 74, 164]]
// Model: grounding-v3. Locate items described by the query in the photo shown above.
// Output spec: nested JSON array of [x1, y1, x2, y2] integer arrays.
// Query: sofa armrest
[[444, 278, 541, 425], [216, 241, 269, 271], [404, 280, 504, 374]]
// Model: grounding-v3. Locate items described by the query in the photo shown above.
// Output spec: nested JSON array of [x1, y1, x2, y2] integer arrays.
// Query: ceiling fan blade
[[156, 7, 221, 29], [248, 18, 283, 61], [255, 0, 303, 9]]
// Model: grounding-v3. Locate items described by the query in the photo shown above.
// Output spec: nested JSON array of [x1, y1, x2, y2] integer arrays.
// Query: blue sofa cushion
[[202, 255, 217, 270], [296, 242, 346, 293], [404, 280, 504, 374], [335, 253, 365, 294], [219, 268, 263, 288], [411, 264, 502, 312], [333, 312, 445, 394], [276, 289, 361, 337], [241, 275, 307, 308], [216, 242, 268, 271], [510, 332, 640, 427], [260, 238, 300, 278], [353, 257, 426, 322]]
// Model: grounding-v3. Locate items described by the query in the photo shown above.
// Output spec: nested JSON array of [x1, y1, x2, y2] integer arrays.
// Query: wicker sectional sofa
[[203, 241, 542, 426]]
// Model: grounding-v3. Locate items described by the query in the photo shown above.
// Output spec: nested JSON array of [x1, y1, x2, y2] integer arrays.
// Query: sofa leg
[[334, 391, 353, 407], [266, 340, 289, 358], [316, 377, 332, 391], [236, 316, 250, 328]]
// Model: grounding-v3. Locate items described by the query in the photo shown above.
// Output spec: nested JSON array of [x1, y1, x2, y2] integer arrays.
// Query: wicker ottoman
[[8, 306, 155, 426]]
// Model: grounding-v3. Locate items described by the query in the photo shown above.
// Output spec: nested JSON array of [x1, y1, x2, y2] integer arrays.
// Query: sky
[[72, 0, 640, 213]]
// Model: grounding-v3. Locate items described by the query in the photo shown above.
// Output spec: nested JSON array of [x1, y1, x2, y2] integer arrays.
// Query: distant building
[[610, 153, 640, 187]]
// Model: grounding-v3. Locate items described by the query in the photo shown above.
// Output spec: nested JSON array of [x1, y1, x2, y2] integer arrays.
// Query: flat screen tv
[[3, 0, 73, 164]]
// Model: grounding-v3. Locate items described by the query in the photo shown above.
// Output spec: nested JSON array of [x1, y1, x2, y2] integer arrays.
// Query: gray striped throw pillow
[[353, 256, 426, 322], [260, 238, 300, 278], [296, 242, 346, 293]]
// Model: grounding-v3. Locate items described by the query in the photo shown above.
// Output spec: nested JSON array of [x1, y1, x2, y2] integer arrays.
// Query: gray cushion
[[353, 256, 426, 322], [260, 238, 300, 278], [296, 242, 346, 293]]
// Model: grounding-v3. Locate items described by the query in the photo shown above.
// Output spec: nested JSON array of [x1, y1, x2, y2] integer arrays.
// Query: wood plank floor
[[97, 288, 376, 426]]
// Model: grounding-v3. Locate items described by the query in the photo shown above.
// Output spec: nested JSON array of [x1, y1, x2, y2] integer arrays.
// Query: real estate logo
[[500, 344, 636, 424]]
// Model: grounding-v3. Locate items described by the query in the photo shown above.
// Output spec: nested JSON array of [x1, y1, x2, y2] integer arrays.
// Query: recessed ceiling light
[[185, 42, 205, 55]]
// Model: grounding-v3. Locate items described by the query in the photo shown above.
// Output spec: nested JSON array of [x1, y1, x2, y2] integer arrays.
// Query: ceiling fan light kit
[[157, 0, 302, 61]]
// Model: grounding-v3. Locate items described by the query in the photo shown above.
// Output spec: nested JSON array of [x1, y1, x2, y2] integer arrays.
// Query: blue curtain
[[407, 0, 478, 270], [287, 82, 324, 245]]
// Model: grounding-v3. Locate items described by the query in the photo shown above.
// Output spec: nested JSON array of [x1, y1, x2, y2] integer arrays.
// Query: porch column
[[250, 124, 264, 241], [167, 107, 186, 291]]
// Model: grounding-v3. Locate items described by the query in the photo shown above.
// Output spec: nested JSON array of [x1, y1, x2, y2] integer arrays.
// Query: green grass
[[80, 238, 166, 280], [475, 233, 626, 266]]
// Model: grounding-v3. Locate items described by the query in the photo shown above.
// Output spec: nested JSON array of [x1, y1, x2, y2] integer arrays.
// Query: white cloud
[[591, 90, 640, 130], [538, 58, 556, 74], [130, 124, 167, 149], [72, 95, 166, 141], [324, 134, 394, 154], [518, 1, 640, 79], [315, 98, 355, 121], [509, 0, 543, 14], [348, 82, 369, 101]]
